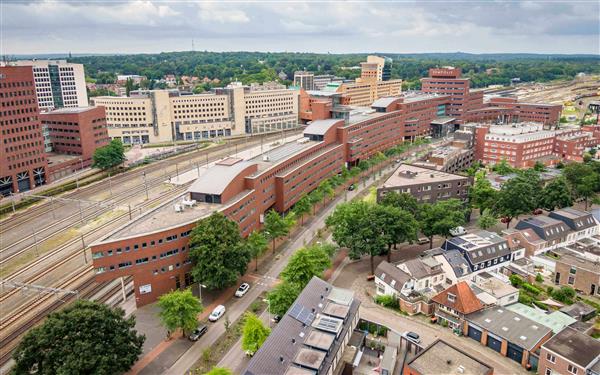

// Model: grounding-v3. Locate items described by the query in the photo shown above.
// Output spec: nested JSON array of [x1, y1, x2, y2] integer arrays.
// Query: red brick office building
[[0, 65, 48, 196], [40, 107, 110, 177]]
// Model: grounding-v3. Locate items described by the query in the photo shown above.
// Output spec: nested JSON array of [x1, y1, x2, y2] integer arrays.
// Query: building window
[[447, 293, 456, 303], [568, 276, 575, 285], [567, 365, 577, 374], [545, 368, 552, 375], [569, 267, 576, 275], [546, 353, 556, 364]]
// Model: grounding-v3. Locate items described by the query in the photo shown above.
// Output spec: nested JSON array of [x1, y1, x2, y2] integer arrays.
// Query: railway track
[[0, 129, 301, 234], [0, 184, 189, 308], [0, 272, 133, 367]]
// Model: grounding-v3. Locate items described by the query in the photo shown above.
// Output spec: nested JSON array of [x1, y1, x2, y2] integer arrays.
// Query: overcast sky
[[2, 0, 599, 55]]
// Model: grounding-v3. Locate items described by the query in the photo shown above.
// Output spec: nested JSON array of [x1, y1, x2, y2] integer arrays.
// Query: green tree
[[318, 180, 335, 203], [419, 199, 467, 249], [263, 210, 289, 253], [540, 177, 573, 211], [92, 139, 126, 170], [189, 212, 250, 290], [326, 201, 387, 275], [492, 159, 514, 175], [374, 204, 418, 262], [308, 188, 324, 214], [125, 77, 134, 96], [241, 312, 271, 355], [477, 209, 498, 230], [158, 289, 203, 336], [379, 191, 419, 215], [12, 300, 144, 375], [494, 175, 539, 228], [267, 281, 301, 317], [578, 174, 598, 210], [468, 172, 498, 214], [246, 230, 268, 272], [204, 368, 233, 375], [280, 245, 332, 287], [533, 161, 547, 172], [293, 195, 312, 225]]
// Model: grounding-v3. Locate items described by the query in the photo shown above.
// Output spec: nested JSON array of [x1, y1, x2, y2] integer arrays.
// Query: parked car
[[449, 226, 467, 237], [406, 331, 421, 343], [188, 324, 208, 341], [417, 237, 430, 245], [208, 305, 226, 322], [272, 315, 281, 323], [348, 184, 356, 191], [235, 282, 250, 297]]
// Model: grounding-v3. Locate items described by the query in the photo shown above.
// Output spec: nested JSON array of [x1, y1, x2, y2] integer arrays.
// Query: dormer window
[[447, 293, 456, 303]]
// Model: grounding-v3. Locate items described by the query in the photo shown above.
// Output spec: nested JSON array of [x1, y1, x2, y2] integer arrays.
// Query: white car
[[449, 226, 467, 237], [235, 283, 250, 298], [208, 305, 226, 322]]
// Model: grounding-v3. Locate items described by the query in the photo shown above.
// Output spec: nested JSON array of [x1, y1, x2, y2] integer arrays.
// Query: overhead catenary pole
[[142, 171, 149, 200]]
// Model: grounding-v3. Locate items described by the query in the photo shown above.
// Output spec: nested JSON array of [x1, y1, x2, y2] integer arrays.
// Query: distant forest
[[68, 51, 600, 90]]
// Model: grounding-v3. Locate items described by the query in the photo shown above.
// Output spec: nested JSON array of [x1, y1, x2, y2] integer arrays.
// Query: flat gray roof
[[44, 106, 97, 114], [407, 339, 493, 375], [542, 327, 600, 368], [382, 164, 468, 188], [467, 307, 552, 351], [371, 97, 399, 108], [304, 119, 340, 135], [188, 159, 255, 195]]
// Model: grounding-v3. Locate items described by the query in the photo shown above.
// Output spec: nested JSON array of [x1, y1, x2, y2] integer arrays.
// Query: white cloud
[[197, 3, 249, 24]]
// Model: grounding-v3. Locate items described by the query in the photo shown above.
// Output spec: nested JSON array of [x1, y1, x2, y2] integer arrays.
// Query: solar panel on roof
[[315, 316, 342, 333], [289, 303, 315, 325]]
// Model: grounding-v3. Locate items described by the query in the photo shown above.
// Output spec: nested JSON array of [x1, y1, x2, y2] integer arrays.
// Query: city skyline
[[2, 0, 599, 55]]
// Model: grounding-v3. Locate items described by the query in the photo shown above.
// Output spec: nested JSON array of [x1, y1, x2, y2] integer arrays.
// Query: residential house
[[553, 249, 600, 296], [374, 257, 445, 315], [514, 216, 571, 255], [465, 307, 554, 369], [559, 301, 597, 322], [549, 208, 600, 242], [244, 277, 360, 375], [538, 327, 600, 375], [470, 272, 519, 306], [403, 339, 494, 375], [442, 230, 512, 276], [431, 281, 484, 330]]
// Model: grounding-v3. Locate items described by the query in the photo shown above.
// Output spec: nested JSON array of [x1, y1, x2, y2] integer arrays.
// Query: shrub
[[519, 291, 534, 306], [535, 273, 544, 283], [374, 295, 400, 309], [561, 286, 576, 299], [546, 286, 554, 294], [551, 287, 575, 304], [358, 321, 388, 336], [522, 282, 542, 296], [441, 320, 448, 328], [510, 274, 524, 287], [533, 300, 548, 310]]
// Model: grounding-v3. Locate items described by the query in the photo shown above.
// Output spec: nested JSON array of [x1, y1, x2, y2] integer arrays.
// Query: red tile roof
[[431, 281, 483, 315]]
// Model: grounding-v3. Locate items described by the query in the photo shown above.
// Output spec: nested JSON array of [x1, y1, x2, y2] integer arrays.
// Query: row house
[[431, 281, 484, 330]]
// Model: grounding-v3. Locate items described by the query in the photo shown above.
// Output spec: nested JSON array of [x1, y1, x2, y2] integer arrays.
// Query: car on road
[[188, 324, 208, 341], [417, 237, 430, 245], [406, 331, 421, 343], [208, 305, 226, 322], [449, 226, 467, 237], [235, 282, 250, 297], [348, 184, 356, 191]]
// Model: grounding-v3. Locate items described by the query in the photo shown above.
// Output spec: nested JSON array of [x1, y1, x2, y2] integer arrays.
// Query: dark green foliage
[[541, 177, 573, 211], [12, 300, 144, 375], [92, 139, 126, 170], [551, 286, 576, 304], [267, 281, 301, 317], [358, 320, 388, 336], [379, 191, 419, 215], [158, 289, 203, 335], [419, 199, 467, 248], [263, 210, 289, 252], [280, 245, 332, 287], [518, 291, 535, 306], [522, 282, 542, 296], [189, 213, 250, 290], [72, 52, 600, 89], [374, 295, 400, 309], [510, 274, 524, 287], [535, 273, 544, 283]]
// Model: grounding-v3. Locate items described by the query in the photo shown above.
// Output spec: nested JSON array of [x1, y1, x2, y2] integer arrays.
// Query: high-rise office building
[[0, 66, 48, 196], [12, 60, 88, 111], [293, 71, 315, 90]]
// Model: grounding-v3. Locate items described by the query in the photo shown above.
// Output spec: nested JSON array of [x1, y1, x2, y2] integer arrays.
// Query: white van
[[209, 305, 226, 322]]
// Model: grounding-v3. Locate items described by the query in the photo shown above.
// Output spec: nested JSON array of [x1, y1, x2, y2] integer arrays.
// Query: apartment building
[[554, 131, 599, 162], [538, 327, 600, 375], [377, 164, 471, 204], [244, 277, 361, 375], [39, 107, 110, 178], [474, 123, 557, 168], [11, 60, 88, 111], [293, 70, 314, 90], [0, 66, 48, 196]]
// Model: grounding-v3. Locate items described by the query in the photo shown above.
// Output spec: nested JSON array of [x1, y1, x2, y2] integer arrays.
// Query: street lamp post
[[262, 298, 271, 328], [199, 283, 207, 302]]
